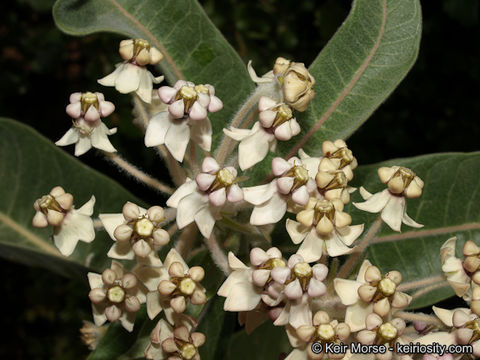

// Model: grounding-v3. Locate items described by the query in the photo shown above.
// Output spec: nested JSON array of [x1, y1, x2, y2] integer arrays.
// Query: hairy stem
[[337, 217, 383, 279], [395, 311, 443, 326], [102, 151, 174, 194], [204, 233, 229, 275], [175, 224, 197, 258]]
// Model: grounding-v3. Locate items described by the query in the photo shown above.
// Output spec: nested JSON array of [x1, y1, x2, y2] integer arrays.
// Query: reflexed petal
[[55, 128, 79, 146], [115, 63, 142, 94], [217, 268, 250, 297], [243, 181, 277, 205], [336, 224, 364, 246], [285, 219, 308, 245], [146, 291, 164, 320], [76, 196, 95, 217], [224, 282, 262, 311], [289, 296, 313, 328], [334, 278, 361, 305], [165, 119, 190, 162], [285, 349, 308, 360], [99, 213, 125, 240], [227, 252, 249, 270], [145, 111, 171, 147], [190, 117, 212, 151], [97, 65, 123, 87], [297, 229, 324, 262], [402, 211, 424, 228], [194, 206, 216, 238], [325, 232, 354, 257], [250, 193, 287, 225], [176, 191, 208, 229], [87, 272, 103, 290], [359, 186, 373, 199], [166, 179, 197, 208], [381, 195, 405, 232], [353, 189, 390, 213], [238, 127, 272, 170], [90, 124, 117, 153], [345, 301, 373, 332], [74, 136, 92, 156], [432, 306, 456, 327], [107, 242, 135, 260], [136, 69, 154, 103], [223, 126, 254, 141], [164, 248, 189, 271], [92, 303, 107, 327]]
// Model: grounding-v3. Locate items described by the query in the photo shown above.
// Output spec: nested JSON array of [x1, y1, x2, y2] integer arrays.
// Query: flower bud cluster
[[33, 186, 73, 228]]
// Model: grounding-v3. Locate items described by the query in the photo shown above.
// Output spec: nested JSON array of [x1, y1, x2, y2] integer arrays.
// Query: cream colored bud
[[170, 296, 187, 313], [334, 211, 352, 228], [47, 209, 64, 226], [169, 262, 186, 278], [135, 48, 151, 66], [357, 330, 376, 344], [189, 266, 205, 282], [190, 289, 207, 305], [147, 206, 165, 222], [472, 271, 480, 285], [119, 40, 134, 61], [365, 313, 383, 330], [296, 325, 315, 342], [102, 269, 117, 285], [297, 209, 315, 227], [32, 212, 48, 228], [89, 288, 106, 304], [152, 228, 170, 246], [132, 239, 151, 258], [316, 216, 334, 235], [464, 257, 480, 273], [122, 202, 140, 220], [373, 297, 391, 317], [191, 332, 206, 347], [365, 266, 382, 283], [124, 296, 141, 312], [404, 181, 422, 198], [377, 167, 395, 183], [273, 57, 291, 75], [56, 193, 74, 210], [391, 292, 411, 309], [149, 47, 163, 64], [293, 262, 313, 278], [387, 176, 405, 194], [161, 338, 179, 353], [313, 311, 330, 325], [358, 285, 376, 303], [121, 273, 137, 289], [471, 300, 480, 316], [473, 286, 480, 300], [385, 271, 402, 285], [174, 326, 191, 342], [315, 171, 335, 188], [50, 186, 66, 197], [336, 323, 351, 341], [464, 241, 480, 256], [105, 305, 122, 322], [158, 280, 176, 296], [114, 224, 133, 242], [283, 63, 315, 112]]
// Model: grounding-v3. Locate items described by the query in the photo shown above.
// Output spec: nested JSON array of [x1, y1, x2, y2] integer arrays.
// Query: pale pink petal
[[271, 267, 291, 284], [209, 188, 227, 207], [99, 100, 115, 117], [259, 110, 276, 128], [196, 173, 216, 191], [66, 102, 82, 119], [291, 186, 309, 205], [201, 157, 220, 173], [250, 193, 287, 225], [188, 102, 207, 121], [274, 121, 293, 141], [308, 278, 327, 297], [258, 96, 277, 111], [158, 86, 177, 104], [227, 184, 244, 203], [277, 177, 294, 194], [289, 118, 301, 136], [312, 264, 328, 281], [69, 92, 82, 103], [208, 96, 223, 113], [272, 157, 292, 176], [168, 99, 185, 119], [284, 279, 303, 299], [144, 111, 171, 147], [197, 93, 210, 108], [84, 106, 101, 122]]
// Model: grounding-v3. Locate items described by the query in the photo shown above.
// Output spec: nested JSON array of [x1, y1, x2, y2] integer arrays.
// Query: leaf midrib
[[286, 0, 388, 158]]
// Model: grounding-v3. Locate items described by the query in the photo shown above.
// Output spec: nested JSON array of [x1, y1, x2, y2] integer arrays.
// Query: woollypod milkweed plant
[[1, 0, 479, 359]]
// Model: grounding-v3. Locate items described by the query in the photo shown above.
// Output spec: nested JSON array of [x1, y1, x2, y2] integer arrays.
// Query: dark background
[[0, 0, 478, 358]]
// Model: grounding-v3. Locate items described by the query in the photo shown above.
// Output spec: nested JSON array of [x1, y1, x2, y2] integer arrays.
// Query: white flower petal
[[88, 272, 103, 289], [345, 301, 373, 332], [99, 213, 125, 240], [176, 191, 208, 229], [146, 291, 164, 320], [247, 60, 273, 83], [166, 179, 197, 208], [53, 212, 94, 256], [165, 119, 190, 162], [91, 303, 107, 327], [136, 68, 154, 103], [164, 248, 189, 271], [334, 278, 361, 305], [359, 186, 373, 199], [55, 128, 79, 146], [190, 117, 212, 151], [217, 268, 250, 297], [381, 195, 405, 232], [107, 242, 135, 260], [325, 232, 354, 257], [289, 295, 313, 328], [353, 189, 390, 213], [90, 123, 117, 153], [224, 282, 262, 311], [243, 181, 277, 205], [285, 219, 308, 245], [74, 136, 92, 156], [285, 349, 308, 360], [250, 192, 286, 225], [238, 127, 272, 170], [66, 102, 82, 119], [336, 224, 364, 246], [296, 229, 324, 262], [402, 211, 424, 228], [119, 311, 136, 332], [228, 252, 249, 270], [97, 65, 123, 87], [115, 63, 142, 94], [145, 111, 171, 147], [194, 206, 216, 238], [223, 126, 255, 141]]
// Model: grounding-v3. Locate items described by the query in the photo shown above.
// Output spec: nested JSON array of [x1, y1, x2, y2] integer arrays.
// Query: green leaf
[[52, 0, 254, 148], [0, 118, 143, 277], [284, 0, 422, 158], [346, 152, 480, 308]]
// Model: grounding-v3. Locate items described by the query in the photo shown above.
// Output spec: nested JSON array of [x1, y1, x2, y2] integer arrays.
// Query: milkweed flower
[[98, 39, 164, 103], [56, 92, 117, 156], [353, 166, 424, 232], [32, 186, 95, 256]]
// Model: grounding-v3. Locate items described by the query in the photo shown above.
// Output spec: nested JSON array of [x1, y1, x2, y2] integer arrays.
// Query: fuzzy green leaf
[[0, 118, 143, 277]]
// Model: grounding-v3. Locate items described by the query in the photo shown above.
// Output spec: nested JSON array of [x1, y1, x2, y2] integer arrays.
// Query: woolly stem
[[204, 233, 229, 275]]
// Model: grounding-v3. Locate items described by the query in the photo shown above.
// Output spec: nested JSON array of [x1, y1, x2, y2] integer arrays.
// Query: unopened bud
[[152, 228, 170, 246], [102, 269, 117, 285], [105, 305, 122, 322], [357, 330, 376, 344], [125, 296, 141, 312], [358, 285, 376, 303], [464, 241, 480, 256], [132, 239, 151, 258], [313, 311, 330, 325], [391, 292, 411, 308], [373, 298, 391, 317], [365, 266, 382, 283], [158, 280, 176, 296], [114, 224, 133, 242], [47, 209, 64, 226], [161, 338, 178, 353], [464, 257, 480, 273], [190, 289, 207, 305], [188, 266, 205, 282], [147, 206, 165, 222], [191, 332, 206, 347], [121, 273, 137, 289], [122, 202, 140, 220], [170, 296, 186, 313], [385, 271, 402, 285], [169, 262, 185, 278], [336, 323, 351, 341], [296, 325, 315, 342], [89, 288, 106, 304]]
